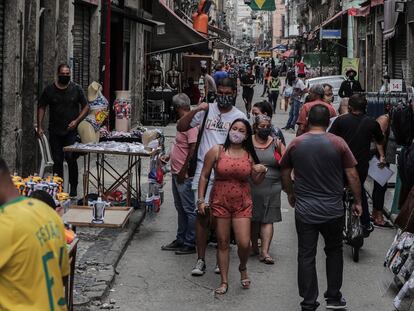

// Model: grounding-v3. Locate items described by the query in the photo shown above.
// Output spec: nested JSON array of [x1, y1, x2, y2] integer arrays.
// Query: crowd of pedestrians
[[155, 56, 405, 311]]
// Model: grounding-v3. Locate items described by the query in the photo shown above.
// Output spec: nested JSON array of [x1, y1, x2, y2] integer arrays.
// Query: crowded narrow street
[[102, 86, 397, 311], [2, 1, 414, 311]]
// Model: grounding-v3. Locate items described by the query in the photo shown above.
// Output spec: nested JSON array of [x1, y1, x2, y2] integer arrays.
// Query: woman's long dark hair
[[223, 118, 260, 164]]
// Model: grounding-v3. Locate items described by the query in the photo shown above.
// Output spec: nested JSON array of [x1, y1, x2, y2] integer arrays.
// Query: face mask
[[217, 94, 233, 109], [229, 130, 245, 144], [58, 75, 71, 85], [324, 95, 333, 103], [257, 127, 271, 140]]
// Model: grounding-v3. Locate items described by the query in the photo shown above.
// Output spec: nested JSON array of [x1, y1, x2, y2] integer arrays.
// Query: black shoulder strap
[[195, 107, 209, 148], [348, 115, 367, 146]]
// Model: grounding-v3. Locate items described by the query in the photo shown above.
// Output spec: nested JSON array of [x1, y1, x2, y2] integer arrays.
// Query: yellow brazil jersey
[[0, 197, 70, 311]]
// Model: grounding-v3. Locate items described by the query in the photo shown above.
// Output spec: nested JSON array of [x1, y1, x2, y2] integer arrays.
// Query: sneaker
[[161, 240, 183, 251], [326, 297, 347, 309], [214, 264, 220, 274], [191, 259, 206, 276], [175, 246, 196, 255]]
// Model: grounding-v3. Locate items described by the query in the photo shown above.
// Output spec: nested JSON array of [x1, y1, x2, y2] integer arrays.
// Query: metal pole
[[103, 0, 111, 100], [320, 28, 323, 76]]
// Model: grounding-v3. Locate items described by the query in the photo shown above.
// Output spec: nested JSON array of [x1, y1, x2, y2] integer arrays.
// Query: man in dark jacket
[[339, 69, 363, 98]]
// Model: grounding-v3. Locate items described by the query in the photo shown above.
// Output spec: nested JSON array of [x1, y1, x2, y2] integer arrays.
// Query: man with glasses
[[177, 77, 246, 276]]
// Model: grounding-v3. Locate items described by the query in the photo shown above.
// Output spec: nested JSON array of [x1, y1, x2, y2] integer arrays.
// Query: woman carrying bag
[[250, 115, 286, 264]]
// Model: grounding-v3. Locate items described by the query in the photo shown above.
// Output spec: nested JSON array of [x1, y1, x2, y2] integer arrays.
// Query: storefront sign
[[321, 29, 342, 39], [390, 79, 403, 92], [257, 51, 272, 58], [341, 57, 360, 79]]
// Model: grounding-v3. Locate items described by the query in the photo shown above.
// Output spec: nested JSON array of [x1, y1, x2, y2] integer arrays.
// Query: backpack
[[399, 143, 414, 187], [392, 105, 414, 147]]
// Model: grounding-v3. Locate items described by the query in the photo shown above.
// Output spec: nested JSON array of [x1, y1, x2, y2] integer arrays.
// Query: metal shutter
[[73, 4, 91, 92], [392, 17, 407, 79], [0, 0, 4, 111]]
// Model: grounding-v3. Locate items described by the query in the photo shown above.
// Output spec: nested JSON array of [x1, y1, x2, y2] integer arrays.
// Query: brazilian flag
[[249, 0, 276, 11]]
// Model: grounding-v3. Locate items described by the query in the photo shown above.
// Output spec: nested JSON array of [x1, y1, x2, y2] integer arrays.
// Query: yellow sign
[[341, 57, 360, 79], [256, 0, 266, 8], [258, 51, 272, 58]]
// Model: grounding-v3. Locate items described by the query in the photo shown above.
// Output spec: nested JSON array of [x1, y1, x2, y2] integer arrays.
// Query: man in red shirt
[[161, 93, 199, 255], [296, 59, 306, 78], [296, 84, 337, 136]]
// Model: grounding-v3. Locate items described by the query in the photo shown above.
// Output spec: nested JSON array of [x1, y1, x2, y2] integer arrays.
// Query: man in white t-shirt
[[177, 77, 246, 276], [283, 75, 307, 131]]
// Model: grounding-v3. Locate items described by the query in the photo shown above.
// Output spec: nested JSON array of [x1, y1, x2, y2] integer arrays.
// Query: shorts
[[242, 90, 254, 103], [283, 86, 293, 97], [298, 73, 306, 78], [210, 181, 252, 218]]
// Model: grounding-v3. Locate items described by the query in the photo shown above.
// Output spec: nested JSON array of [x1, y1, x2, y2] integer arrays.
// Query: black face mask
[[257, 127, 271, 140], [216, 94, 233, 109], [58, 75, 71, 85]]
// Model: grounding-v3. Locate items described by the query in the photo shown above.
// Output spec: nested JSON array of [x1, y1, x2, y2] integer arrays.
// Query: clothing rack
[[355, 92, 413, 118]]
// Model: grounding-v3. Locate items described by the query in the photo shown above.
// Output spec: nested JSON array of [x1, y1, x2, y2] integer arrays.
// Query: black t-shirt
[[329, 113, 384, 177], [39, 82, 88, 135], [241, 74, 255, 93]]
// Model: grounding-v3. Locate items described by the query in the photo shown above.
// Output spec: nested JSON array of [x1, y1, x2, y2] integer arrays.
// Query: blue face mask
[[216, 94, 233, 109]]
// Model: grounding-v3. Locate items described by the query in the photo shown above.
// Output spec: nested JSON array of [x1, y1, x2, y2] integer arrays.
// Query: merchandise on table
[[71, 141, 149, 153], [384, 230, 414, 308], [11, 173, 69, 204]]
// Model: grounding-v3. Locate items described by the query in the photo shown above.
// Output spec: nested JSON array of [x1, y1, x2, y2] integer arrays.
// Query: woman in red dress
[[197, 119, 267, 295]]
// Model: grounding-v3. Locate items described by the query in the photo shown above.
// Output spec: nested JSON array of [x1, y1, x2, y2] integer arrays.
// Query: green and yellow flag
[[249, 0, 276, 11]]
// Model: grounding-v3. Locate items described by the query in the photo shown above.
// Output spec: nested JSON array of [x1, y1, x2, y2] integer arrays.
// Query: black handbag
[[187, 107, 209, 177]]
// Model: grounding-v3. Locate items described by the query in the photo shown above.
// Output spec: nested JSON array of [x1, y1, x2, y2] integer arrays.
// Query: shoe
[[373, 220, 393, 228], [191, 259, 206, 276], [161, 240, 183, 251], [363, 223, 374, 238], [214, 264, 220, 274], [326, 297, 347, 309], [175, 246, 196, 255], [69, 187, 77, 198]]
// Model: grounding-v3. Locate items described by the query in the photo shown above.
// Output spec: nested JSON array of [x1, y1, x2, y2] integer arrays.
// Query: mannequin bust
[[148, 59, 164, 90], [165, 62, 182, 92], [77, 81, 109, 143]]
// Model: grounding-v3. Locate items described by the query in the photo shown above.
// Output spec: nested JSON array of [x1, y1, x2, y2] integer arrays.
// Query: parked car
[[305, 75, 346, 111]]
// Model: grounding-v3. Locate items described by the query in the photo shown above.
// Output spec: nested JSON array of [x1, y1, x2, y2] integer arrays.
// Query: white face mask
[[229, 130, 246, 144]]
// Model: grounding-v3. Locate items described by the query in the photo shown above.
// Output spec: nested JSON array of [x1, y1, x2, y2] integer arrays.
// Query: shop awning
[[208, 25, 231, 39], [314, 10, 347, 32], [213, 40, 244, 53], [384, 0, 400, 39], [271, 44, 288, 51], [150, 0, 211, 54]]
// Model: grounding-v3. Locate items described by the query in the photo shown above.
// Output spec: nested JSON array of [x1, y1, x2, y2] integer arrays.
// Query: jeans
[[295, 216, 344, 311], [49, 131, 78, 189], [171, 175, 196, 247], [286, 99, 302, 129]]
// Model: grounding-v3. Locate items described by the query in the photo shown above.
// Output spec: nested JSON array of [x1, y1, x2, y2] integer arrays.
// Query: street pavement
[[102, 84, 399, 311]]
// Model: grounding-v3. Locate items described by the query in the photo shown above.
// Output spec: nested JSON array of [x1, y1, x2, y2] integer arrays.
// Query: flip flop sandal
[[214, 282, 228, 295], [260, 256, 275, 265], [239, 266, 251, 289], [374, 220, 394, 228]]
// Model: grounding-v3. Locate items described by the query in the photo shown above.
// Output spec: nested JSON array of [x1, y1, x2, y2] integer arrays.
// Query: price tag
[[389, 79, 403, 92]]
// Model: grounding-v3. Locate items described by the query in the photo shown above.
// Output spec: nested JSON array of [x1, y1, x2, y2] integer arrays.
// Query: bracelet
[[196, 198, 205, 205]]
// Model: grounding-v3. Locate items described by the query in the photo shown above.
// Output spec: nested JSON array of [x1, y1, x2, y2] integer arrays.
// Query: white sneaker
[[191, 259, 206, 276], [214, 265, 220, 274]]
